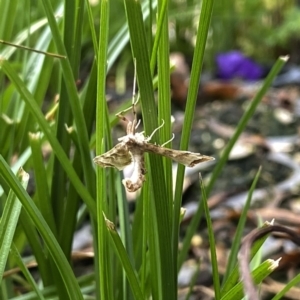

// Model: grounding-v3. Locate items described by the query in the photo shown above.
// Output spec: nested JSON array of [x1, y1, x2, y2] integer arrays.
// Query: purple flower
[[216, 51, 263, 81]]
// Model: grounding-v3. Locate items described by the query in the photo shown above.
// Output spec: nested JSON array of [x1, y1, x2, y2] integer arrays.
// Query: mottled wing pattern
[[142, 143, 214, 167], [93, 143, 132, 170]]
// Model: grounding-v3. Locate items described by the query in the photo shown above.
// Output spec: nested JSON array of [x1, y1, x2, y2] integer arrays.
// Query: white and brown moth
[[93, 109, 214, 192]]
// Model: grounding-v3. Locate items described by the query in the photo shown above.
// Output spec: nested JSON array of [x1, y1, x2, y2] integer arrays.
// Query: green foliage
[[0, 0, 294, 299], [208, 0, 297, 64], [266, 7, 300, 46]]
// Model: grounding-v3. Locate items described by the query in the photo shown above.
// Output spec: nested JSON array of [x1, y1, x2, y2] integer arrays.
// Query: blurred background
[[1, 0, 300, 299]]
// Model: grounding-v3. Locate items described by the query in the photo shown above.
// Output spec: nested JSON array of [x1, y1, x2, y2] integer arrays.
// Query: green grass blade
[[201, 178, 221, 299], [50, 1, 79, 235], [7, 273, 96, 300], [0, 115, 16, 160], [40, 0, 95, 197], [0, 0, 18, 40], [221, 259, 280, 300], [95, 0, 112, 299], [157, 0, 173, 199], [177, 198, 204, 269], [0, 147, 31, 197], [108, 0, 157, 70], [0, 168, 27, 284], [84, 0, 98, 54], [0, 59, 96, 219], [150, 0, 168, 75], [147, 186, 163, 300], [29, 133, 56, 235], [19, 209, 53, 286], [105, 216, 144, 299], [124, 1, 175, 299], [0, 157, 84, 300], [173, 0, 215, 277], [206, 56, 289, 196], [272, 273, 300, 300], [221, 221, 272, 297], [0, 18, 49, 60], [221, 167, 262, 291], [10, 244, 45, 300]]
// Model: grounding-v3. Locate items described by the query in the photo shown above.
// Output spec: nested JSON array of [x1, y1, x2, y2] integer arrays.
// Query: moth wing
[[143, 143, 214, 167], [94, 143, 132, 170]]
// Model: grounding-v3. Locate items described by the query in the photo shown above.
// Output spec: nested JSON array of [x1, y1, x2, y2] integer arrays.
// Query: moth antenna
[[132, 58, 138, 125], [115, 59, 139, 135], [148, 119, 165, 141], [161, 133, 175, 147], [114, 57, 139, 120]]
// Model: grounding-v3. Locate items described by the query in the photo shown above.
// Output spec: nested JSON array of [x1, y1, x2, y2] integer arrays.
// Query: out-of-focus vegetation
[[0, 0, 297, 299], [169, 0, 299, 66]]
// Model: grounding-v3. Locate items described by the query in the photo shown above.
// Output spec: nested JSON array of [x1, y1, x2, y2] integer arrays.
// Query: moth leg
[[147, 119, 165, 141], [131, 59, 139, 128], [161, 133, 175, 147]]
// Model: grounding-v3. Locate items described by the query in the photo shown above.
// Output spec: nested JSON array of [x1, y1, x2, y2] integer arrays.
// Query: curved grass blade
[[0, 168, 27, 284], [0, 59, 96, 219], [221, 167, 262, 292], [173, 0, 215, 282], [104, 215, 144, 299], [206, 56, 289, 196], [0, 157, 84, 300]]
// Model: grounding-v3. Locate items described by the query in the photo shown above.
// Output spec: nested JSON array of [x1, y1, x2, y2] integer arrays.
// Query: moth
[[94, 109, 214, 192]]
